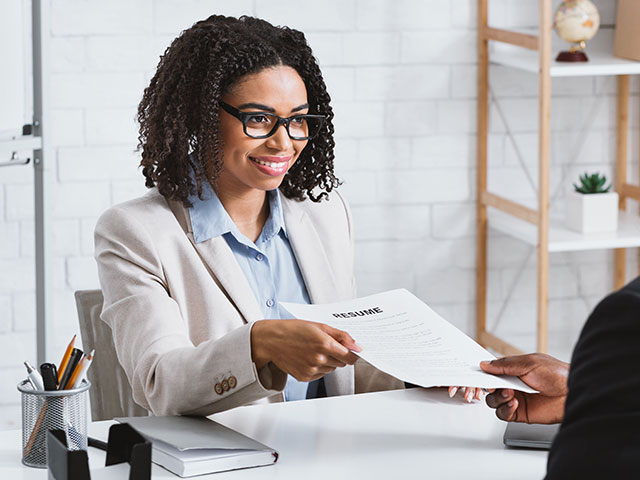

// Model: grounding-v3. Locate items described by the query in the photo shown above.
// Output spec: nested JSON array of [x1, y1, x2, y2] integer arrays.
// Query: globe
[[553, 0, 600, 61]]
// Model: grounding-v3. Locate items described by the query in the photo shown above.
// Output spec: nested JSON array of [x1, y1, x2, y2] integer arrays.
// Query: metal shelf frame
[[0, 0, 50, 365]]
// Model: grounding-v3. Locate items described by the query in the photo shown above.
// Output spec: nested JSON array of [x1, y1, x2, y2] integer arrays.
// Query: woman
[[95, 15, 403, 416]]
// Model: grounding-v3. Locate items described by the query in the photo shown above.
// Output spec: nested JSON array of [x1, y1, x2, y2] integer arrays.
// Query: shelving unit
[[0, 0, 50, 365], [476, 0, 640, 355]]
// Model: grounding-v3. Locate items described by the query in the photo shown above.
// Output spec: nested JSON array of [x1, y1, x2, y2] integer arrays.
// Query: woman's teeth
[[252, 158, 287, 168]]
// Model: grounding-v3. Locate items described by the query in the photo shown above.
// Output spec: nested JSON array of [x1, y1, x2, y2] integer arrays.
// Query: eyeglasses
[[220, 101, 325, 140]]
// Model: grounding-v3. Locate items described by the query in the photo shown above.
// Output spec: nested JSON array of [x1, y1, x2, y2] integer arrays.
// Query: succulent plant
[[573, 172, 611, 194]]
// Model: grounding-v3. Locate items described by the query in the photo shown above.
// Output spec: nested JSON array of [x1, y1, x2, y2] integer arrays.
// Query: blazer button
[[228, 376, 237, 389], [222, 379, 230, 391], [214, 383, 223, 395]]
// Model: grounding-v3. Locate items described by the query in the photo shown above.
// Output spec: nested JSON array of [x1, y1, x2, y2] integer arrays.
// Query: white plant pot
[[565, 191, 619, 233]]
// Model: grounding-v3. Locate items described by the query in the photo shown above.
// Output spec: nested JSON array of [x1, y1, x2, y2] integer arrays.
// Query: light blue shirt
[[189, 186, 313, 401]]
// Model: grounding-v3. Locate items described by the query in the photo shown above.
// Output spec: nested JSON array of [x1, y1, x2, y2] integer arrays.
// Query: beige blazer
[[95, 188, 402, 416]]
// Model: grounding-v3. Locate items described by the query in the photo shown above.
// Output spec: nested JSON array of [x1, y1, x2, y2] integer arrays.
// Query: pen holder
[[18, 379, 91, 468]]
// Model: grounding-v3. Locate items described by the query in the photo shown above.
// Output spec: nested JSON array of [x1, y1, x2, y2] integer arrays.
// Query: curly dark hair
[[137, 15, 340, 206]]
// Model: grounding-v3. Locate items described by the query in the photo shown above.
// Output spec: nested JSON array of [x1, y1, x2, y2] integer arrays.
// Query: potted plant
[[565, 172, 618, 233]]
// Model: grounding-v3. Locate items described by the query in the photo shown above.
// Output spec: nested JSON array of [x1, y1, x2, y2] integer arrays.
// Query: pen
[[57, 334, 76, 384], [58, 348, 83, 390], [39, 363, 58, 391], [24, 361, 44, 391], [70, 349, 94, 389], [23, 361, 47, 456], [66, 422, 83, 450]]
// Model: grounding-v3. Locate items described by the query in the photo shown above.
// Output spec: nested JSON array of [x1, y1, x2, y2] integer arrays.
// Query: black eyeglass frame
[[220, 101, 326, 140]]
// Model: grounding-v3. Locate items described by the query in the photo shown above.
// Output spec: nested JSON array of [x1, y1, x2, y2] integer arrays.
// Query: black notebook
[[116, 416, 278, 477]]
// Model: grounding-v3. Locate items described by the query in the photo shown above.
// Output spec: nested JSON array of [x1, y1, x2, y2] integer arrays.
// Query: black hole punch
[[47, 424, 151, 480]]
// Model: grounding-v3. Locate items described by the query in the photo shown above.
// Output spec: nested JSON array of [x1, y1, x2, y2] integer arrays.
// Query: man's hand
[[480, 353, 569, 424], [251, 319, 361, 382]]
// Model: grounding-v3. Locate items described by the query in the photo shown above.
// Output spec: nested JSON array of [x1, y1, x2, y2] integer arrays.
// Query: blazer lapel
[[168, 195, 340, 320], [282, 199, 339, 305], [167, 198, 263, 324]]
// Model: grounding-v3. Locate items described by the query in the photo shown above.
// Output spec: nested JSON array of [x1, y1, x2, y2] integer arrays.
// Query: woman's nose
[[265, 123, 293, 151]]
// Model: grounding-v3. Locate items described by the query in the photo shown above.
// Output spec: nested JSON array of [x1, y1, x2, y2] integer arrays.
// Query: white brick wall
[[5, 183, 34, 220], [0, 0, 636, 428], [356, 0, 450, 31], [0, 296, 11, 333]]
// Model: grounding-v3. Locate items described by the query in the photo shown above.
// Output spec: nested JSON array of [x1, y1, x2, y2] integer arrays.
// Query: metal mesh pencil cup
[[18, 379, 90, 468]]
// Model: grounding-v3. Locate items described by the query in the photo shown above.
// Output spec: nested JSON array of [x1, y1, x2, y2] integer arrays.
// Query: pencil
[[24, 402, 47, 457], [57, 334, 76, 384], [70, 349, 94, 389]]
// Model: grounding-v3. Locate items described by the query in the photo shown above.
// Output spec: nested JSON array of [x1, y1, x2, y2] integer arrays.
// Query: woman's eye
[[247, 114, 269, 124], [291, 116, 305, 125]]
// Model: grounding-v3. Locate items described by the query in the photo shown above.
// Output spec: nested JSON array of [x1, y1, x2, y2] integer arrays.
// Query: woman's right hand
[[250, 319, 362, 381]]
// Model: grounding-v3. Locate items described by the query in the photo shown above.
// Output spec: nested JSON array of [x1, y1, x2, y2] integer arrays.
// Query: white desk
[[1, 389, 547, 479]]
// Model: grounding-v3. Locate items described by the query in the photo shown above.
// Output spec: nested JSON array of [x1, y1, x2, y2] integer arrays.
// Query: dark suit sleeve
[[545, 277, 640, 479]]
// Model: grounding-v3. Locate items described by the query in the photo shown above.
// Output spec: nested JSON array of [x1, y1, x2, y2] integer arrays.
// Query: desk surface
[[1, 388, 547, 479]]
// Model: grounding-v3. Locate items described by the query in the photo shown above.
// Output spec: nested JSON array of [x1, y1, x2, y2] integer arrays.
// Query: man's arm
[[481, 278, 640, 477], [545, 277, 640, 479]]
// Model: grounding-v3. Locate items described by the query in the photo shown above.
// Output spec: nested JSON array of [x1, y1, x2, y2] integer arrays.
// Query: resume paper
[[282, 289, 535, 393]]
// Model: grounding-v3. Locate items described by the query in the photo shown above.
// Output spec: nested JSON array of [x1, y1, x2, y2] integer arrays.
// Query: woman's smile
[[249, 155, 293, 176]]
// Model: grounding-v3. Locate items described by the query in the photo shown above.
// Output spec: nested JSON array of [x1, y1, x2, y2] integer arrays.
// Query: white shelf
[[489, 209, 640, 252], [0, 134, 42, 153], [491, 48, 640, 77], [490, 28, 640, 77]]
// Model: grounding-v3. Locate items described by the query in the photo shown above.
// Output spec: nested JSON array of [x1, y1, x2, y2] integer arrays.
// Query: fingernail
[[507, 400, 514, 407], [449, 387, 458, 398], [480, 361, 490, 367], [501, 390, 510, 398], [465, 389, 473, 402]]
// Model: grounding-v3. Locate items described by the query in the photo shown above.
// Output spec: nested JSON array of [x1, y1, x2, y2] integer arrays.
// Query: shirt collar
[[260, 188, 287, 244], [188, 183, 287, 245]]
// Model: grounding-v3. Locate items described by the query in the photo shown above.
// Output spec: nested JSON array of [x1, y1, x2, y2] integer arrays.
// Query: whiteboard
[[0, 0, 32, 133]]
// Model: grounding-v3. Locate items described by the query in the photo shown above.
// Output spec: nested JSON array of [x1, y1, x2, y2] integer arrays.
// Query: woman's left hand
[[448, 386, 487, 403]]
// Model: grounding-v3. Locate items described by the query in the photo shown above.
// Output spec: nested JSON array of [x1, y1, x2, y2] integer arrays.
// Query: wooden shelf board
[[488, 209, 640, 252]]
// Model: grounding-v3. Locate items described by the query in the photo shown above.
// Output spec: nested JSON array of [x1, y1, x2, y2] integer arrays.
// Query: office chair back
[[74, 289, 148, 421]]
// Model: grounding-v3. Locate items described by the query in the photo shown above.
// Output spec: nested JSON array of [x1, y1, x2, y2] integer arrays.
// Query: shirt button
[[256, 253, 264, 261], [266, 299, 274, 308]]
